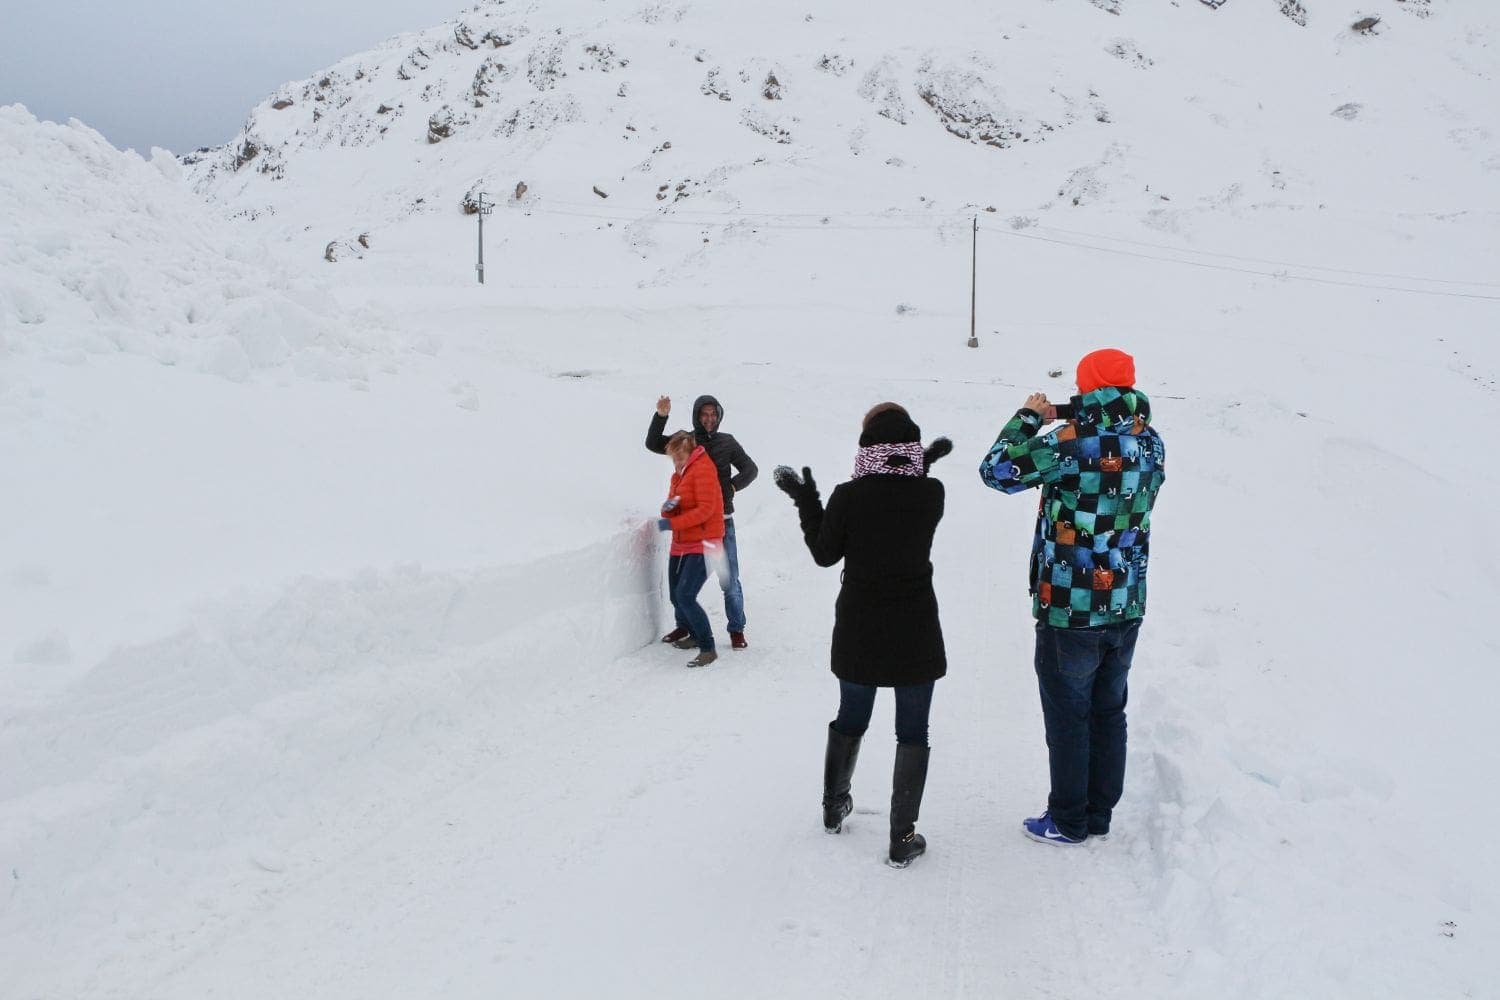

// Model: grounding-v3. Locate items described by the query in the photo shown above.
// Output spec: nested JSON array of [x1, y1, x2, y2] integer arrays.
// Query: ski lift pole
[[967, 215, 979, 348], [476, 192, 495, 284]]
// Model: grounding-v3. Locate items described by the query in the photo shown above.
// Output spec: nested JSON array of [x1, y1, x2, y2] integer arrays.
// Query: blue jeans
[[668, 554, 714, 651], [1033, 620, 1141, 840], [832, 680, 935, 747], [718, 518, 745, 632], [673, 518, 745, 633]]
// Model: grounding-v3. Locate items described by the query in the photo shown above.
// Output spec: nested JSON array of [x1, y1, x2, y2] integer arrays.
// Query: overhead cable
[[520, 201, 1500, 300]]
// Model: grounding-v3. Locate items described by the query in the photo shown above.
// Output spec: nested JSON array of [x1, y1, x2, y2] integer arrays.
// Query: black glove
[[773, 465, 817, 502], [922, 437, 953, 472]]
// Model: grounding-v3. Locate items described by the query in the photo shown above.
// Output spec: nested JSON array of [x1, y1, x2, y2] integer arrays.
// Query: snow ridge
[[0, 106, 388, 383]]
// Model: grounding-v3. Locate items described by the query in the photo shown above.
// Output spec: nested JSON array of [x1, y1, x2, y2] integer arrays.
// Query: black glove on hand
[[772, 465, 800, 496], [773, 465, 817, 502], [922, 437, 953, 473]]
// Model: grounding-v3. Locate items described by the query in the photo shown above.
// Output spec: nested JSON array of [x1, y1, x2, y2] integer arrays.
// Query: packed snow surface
[[3, 0, 1499, 996]]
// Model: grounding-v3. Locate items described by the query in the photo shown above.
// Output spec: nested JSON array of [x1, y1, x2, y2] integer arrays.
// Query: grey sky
[[0, 0, 459, 154]]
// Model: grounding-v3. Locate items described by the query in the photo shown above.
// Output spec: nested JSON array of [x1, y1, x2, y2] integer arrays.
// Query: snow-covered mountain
[[186, 0, 1500, 288], [4, 1, 1500, 997]]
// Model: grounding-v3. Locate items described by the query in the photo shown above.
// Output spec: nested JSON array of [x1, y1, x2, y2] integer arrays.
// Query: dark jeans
[[832, 680, 935, 747], [668, 553, 714, 651], [1034, 619, 1141, 840], [670, 519, 745, 633]]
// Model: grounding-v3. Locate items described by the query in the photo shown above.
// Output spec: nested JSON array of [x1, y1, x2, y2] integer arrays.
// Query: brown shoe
[[673, 636, 698, 649], [729, 631, 748, 650], [661, 627, 692, 645], [686, 649, 718, 668]]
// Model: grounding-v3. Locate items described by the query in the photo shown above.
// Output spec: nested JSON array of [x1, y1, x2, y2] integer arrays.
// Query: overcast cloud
[[0, 0, 458, 154]]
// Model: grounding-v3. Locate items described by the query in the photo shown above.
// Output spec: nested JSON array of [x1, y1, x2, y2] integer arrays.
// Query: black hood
[[691, 394, 724, 435]]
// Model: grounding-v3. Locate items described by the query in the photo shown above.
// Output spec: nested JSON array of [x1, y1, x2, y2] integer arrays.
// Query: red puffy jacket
[[665, 446, 725, 551]]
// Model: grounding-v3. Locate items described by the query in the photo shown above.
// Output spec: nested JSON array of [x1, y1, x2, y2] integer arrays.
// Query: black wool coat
[[793, 474, 947, 687]]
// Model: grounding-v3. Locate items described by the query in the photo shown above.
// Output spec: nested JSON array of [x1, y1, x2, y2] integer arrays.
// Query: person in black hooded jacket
[[773, 403, 953, 868], [646, 394, 758, 649]]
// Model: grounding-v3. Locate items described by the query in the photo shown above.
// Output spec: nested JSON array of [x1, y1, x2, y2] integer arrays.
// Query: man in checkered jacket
[[978, 348, 1166, 847]]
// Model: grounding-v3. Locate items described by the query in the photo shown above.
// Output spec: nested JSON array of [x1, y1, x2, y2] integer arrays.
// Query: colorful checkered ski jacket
[[978, 387, 1165, 628]]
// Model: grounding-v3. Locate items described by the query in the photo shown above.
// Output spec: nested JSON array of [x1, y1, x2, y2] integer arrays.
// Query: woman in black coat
[[773, 403, 951, 867]]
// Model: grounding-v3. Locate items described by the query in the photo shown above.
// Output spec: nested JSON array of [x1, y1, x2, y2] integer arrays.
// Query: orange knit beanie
[[1076, 348, 1136, 394]]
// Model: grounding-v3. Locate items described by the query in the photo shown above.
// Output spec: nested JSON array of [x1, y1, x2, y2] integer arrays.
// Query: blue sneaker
[[1022, 811, 1085, 846]]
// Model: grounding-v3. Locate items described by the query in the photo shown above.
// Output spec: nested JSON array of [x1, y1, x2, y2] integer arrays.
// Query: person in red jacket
[[660, 432, 726, 667]]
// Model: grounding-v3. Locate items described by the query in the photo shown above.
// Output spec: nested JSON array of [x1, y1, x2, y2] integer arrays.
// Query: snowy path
[[6, 525, 1163, 999], [7, 489, 1479, 999], [4, 297, 1493, 998]]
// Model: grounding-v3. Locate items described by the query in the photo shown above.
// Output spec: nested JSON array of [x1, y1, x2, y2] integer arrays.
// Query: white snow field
[[3, 0, 1499, 996]]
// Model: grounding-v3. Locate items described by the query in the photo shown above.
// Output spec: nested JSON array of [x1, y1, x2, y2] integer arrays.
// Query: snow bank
[[0, 524, 662, 999], [0, 105, 386, 382]]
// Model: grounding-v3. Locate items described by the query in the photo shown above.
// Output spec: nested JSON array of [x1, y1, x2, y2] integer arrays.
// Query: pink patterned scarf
[[853, 442, 925, 479]]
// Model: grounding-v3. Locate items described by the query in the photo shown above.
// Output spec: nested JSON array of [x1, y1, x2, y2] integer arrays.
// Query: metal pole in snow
[[477, 193, 486, 284], [967, 216, 979, 348]]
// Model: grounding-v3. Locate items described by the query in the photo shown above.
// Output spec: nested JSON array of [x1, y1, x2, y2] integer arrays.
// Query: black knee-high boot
[[888, 742, 930, 867], [822, 723, 862, 833]]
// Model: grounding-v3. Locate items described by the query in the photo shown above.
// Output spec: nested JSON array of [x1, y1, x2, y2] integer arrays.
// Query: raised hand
[[922, 437, 953, 471], [773, 465, 818, 500], [773, 465, 803, 497], [656, 395, 671, 417]]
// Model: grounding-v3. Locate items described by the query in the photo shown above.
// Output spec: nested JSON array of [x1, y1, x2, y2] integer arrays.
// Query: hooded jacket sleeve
[[727, 438, 758, 492], [645, 412, 671, 454], [979, 409, 1066, 495]]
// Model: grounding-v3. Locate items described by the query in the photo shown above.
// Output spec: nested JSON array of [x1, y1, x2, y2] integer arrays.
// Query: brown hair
[[666, 431, 697, 456], [862, 402, 910, 429]]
